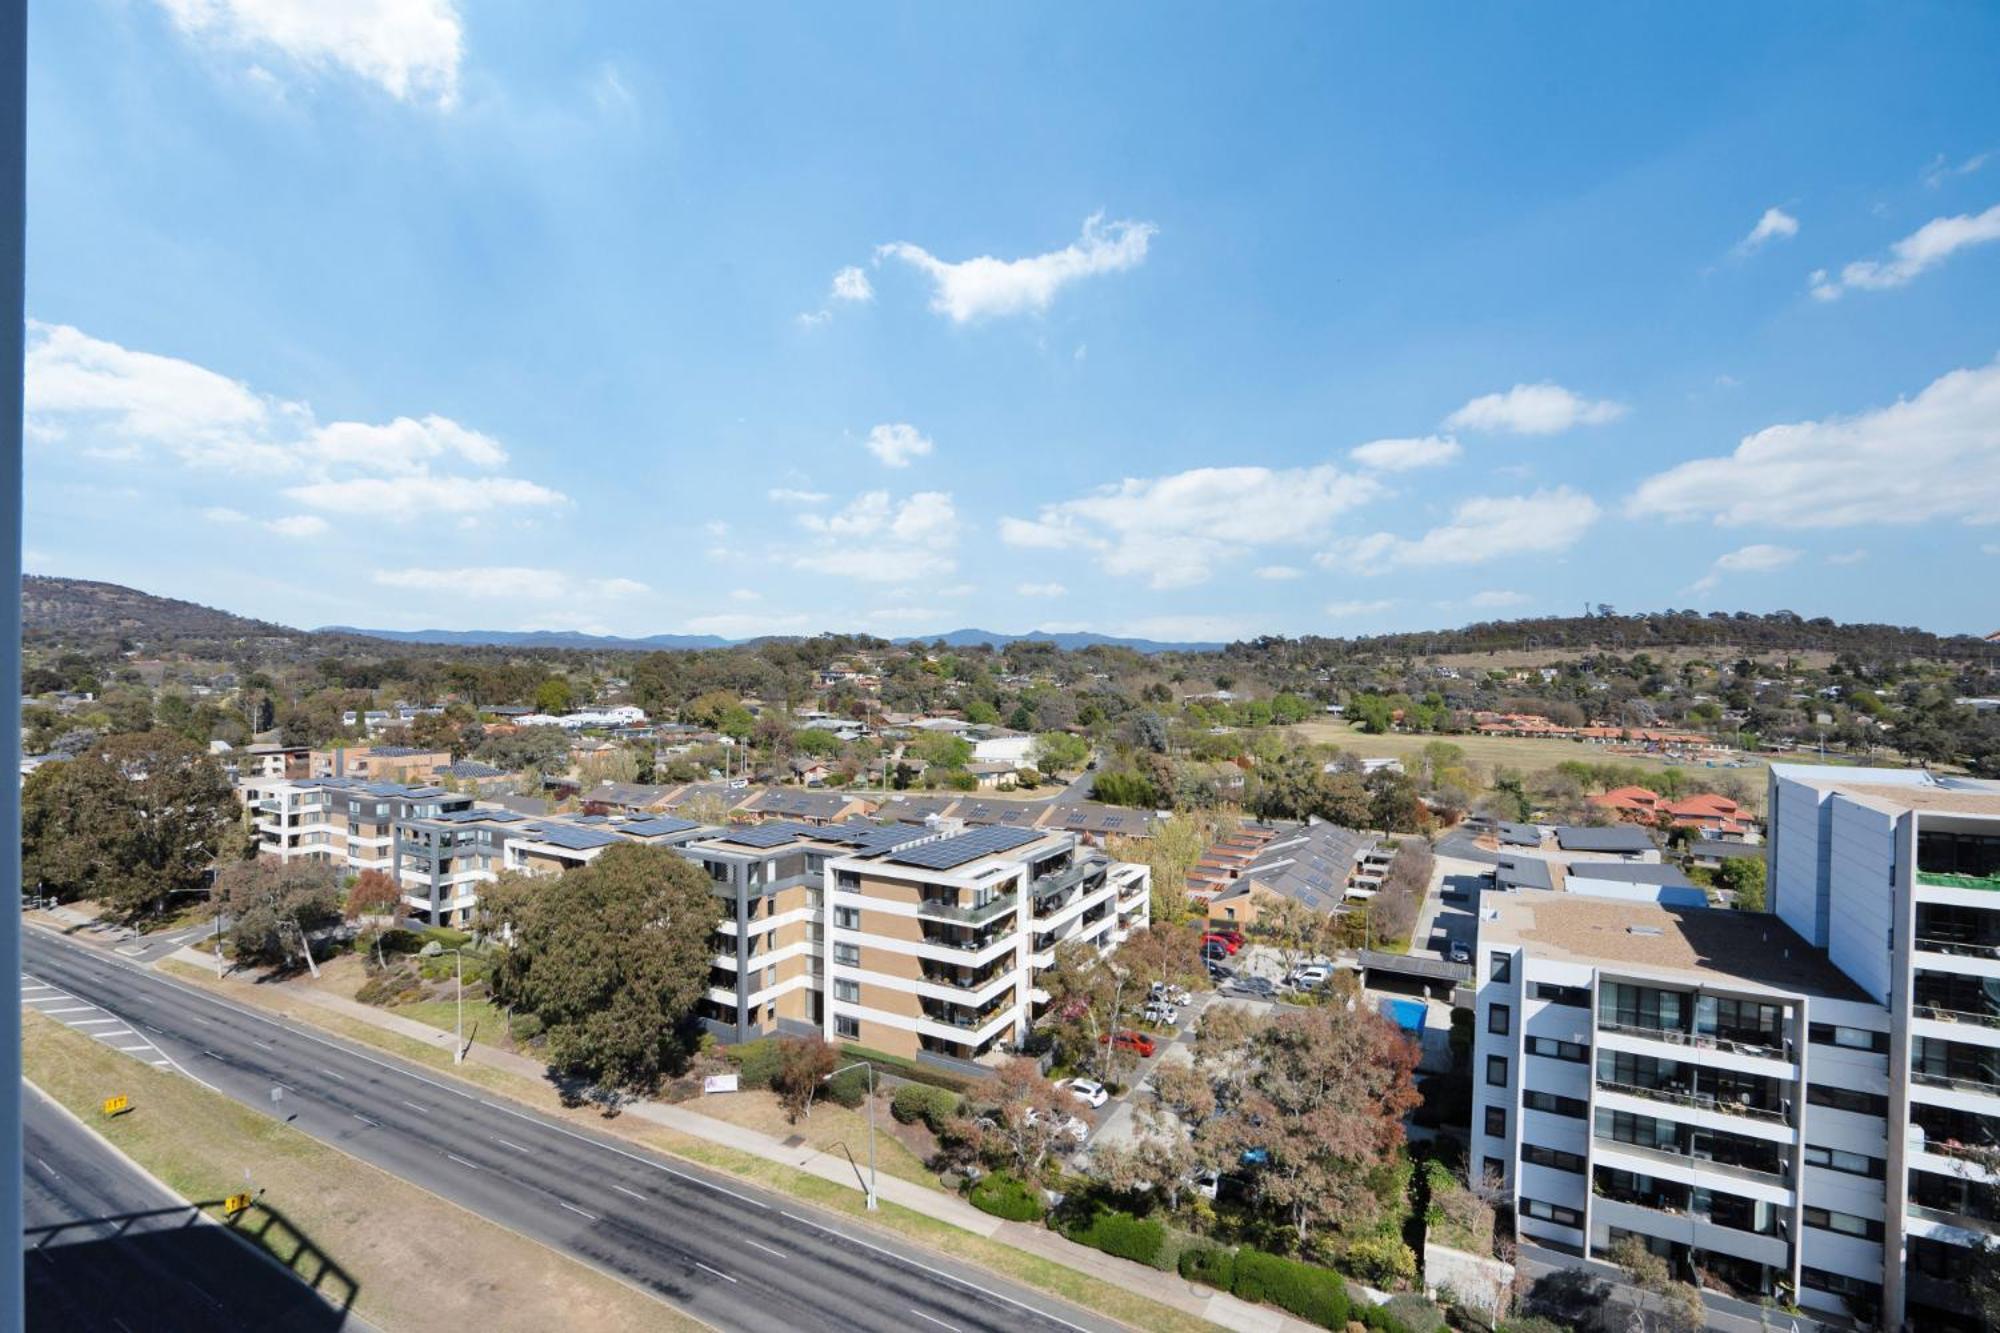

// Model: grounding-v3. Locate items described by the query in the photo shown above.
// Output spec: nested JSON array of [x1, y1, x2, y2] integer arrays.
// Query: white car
[[1288, 965, 1331, 989], [1190, 1169, 1220, 1201], [1150, 982, 1192, 1005], [1023, 1107, 1090, 1141], [1143, 1002, 1181, 1026], [1063, 1078, 1110, 1109]]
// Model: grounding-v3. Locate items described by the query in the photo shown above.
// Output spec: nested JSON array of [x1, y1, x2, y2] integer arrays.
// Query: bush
[[725, 1039, 783, 1090], [1356, 1304, 1414, 1333], [968, 1172, 1044, 1221], [833, 1043, 976, 1094], [1496, 1319, 1567, 1333], [355, 967, 421, 1007], [1342, 1234, 1419, 1288], [1232, 1248, 1350, 1330], [825, 1065, 870, 1108], [417, 925, 472, 950], [1179, 1242, 1236, 1289], [891, 1083, 962, 1131], [508, 1011, 544, 1043], [1066, 1208, 1165, 1267], [1380, 1293, 1447, 1333]]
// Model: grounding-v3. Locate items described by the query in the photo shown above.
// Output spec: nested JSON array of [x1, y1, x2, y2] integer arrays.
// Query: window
[[1803, 1207, 1883, 1241], [834, 1015, 859, 1039], [834, 979, 859, 1003], [1808, 1022, 1887, 1053], [1524, 1090, 1588, 1118], [1802, 1267, 1883, 1301], [1804, 1144, 1884, 1178], [1600, 982, 1686, 1034], [1489, 953, 1512, 983], [1806, 1084, 1886, 1116], [1521, 1144, 1586, 1173], [833, 943, 859, 966], [1488, 1003, 1511, 1036], [1486, 1055, 1508, 1088], [833, 906, 860, 930], [1527, 1036, 1589, 1062], [1520, 1198, 1581, 1228], [1485, 1107, 1507, 1137], [1533, 983, 1590, 1008]]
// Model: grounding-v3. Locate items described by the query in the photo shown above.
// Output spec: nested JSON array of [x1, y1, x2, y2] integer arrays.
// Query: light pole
[[440, 948, 466, 1064], [825, 1059, 877, 1209]]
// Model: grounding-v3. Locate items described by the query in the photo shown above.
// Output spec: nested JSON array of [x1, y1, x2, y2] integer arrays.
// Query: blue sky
[[22, 2, 2000, 641]]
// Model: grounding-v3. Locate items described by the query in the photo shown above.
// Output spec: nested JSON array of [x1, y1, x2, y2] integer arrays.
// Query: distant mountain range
[[319, 625, 1224, 654]]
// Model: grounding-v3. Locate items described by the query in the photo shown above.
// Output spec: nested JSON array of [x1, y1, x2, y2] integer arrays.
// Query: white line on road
[[694, 1262, 738, 1284], [44, 1006, 96, 1015], [144, 1025, 164, 1034], [495, 1138, 530, 1153], [743, 1238, 786, 1260], [401, 1100, 426, 1112], [97, 1028, 136, 1038], [35, 1158, 57, 1180], [116, 1045, 152, 1053], [446, 1154, 482, 1171], [251, 1040, 274, 1051], [321, 1069, 345, 1082], [66, 1018, 120, 1026], [612, 1184, 645, 1200], [910, 1311, 961, 1333], [473, 1097, 773, 1211], [150, 1060, 171, 1067], [201, 1050, 226, 1061], [559, 1201, 598, 1221], [352, 1114, 379, 1128]]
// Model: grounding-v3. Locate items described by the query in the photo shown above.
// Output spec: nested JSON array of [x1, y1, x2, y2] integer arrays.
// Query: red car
[[1100, 1029, 1158, 1058], [1202, 932, 1242, 955]]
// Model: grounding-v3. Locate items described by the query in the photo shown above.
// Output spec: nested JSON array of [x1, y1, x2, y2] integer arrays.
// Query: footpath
[[151, 943, 1314, 1333]]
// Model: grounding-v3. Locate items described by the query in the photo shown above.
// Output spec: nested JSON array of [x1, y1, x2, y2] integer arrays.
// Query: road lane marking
[[251, 1040, 275, 1051], [910, 1312, 961, 1332], [321, 1069, 346, 1081], [117, 1045, 152, 1053], [495, 1138, 530, 1153], [44, 1006, 96, 1014], [559, 1202, 598, 1221], [694, 1262, 737, 1284], [612, 1184, 645, 1200], [97, 1028, 136, 1038], [36, 1158, 57, 1180], [150, 1059, 171, 1067], [446, 1154, 482, 1171], [472, 1097, 773, 1211], [144, 1025, 164, 1034], [66, 1018, 120, 1026], [744, 1238, 786, 1259], [201, 1050, 227, 1061], [402, 1100, 426, 1112], [352, 1114, 379, 1128]]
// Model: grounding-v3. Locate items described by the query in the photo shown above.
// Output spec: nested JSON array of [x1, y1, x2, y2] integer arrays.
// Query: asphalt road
[[22, 927, 1116, 1333], [22, 1082, 365, 1331]]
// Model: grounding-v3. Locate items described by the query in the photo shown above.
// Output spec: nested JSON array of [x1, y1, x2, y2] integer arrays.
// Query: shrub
[[968, 1172, 1044, 1221], [726, 1040, 782, 1090], [825, 1064, 871, 1108], [1496, 1319, 1566, 1333], [418, 925, 472, 950], [1179, 1242, 1236, 1289], [355, 967, 421, 1007], [1232, 1248, 1350, 1330], [1066, 1208, 1165, 1267], [508, 1011, 544, 1043], [891, 1083, 962, 1131], [1380, 1294, 1447, 1333], [1342, 1234, 1418, 1288], [1356, 1304, 1414, 1333]]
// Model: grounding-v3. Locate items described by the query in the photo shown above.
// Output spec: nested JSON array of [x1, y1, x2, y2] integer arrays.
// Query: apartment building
[[1472, 762, 2000, 1331], [821, 823, 1150, 1072], [243, 777, 473, 872], [308, 744, 451, 784]]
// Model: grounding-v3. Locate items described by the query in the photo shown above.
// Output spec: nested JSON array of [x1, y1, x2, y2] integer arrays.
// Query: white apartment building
[[1471, 763, 2000, 1331], [242, 777, 472, 873]]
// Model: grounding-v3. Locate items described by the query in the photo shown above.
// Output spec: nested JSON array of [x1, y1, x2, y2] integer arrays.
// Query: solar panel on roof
[[714, 822, 820, 848], [528, 824, 625, 850], [622, 816, 699, 837], [886, 824, 1041, 870]]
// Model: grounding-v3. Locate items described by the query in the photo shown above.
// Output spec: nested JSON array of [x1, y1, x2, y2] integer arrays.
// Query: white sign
[[702, 1073, 740, 1095]]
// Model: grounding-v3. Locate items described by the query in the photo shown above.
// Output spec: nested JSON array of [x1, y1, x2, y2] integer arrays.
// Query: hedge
[[725, 1039, 783, 1090], [890, 1083, 961, 1132], [825, 1065, 870, 1108], [1065, 1208, 1165, 1268], [968, 1172, 1044, 1221], [834, 1043, 976, 1094], [1231, 1248, 1350, 1330], [1342, 1233, 1418, 1287], [1178, 1243, 1235, 1289]]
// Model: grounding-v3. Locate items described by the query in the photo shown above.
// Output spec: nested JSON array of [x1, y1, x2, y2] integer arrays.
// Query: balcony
[[1599, 1019, 1790, 1063], [1916, 936, 2000, 961], [1919, 872, 2000, 893], [1598, 1080, 1790, 1126], [1030, 860, 1097, 901], [919, 963, 1009, 992], [915, 892, 1019, 926]]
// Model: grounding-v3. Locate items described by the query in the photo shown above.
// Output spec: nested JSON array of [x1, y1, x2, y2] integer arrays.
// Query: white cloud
[[1467, 589, 1530, 609], [1017, 582, 1067, 598], [794, 491, 960, 582], [1689, 544, 1800, 593], [1326, 487, 1600, 574], [1811, 203, 2000, 299], [1826, 548, 1868, 566], [1348, 435, 1461, 472], [1925, 151, 1992, 188], [830, 266, 873, 303], [863, 423, 934, 468], [203, 506, 249, 524], [1445, 383, 1627, 435], [1735, 206, 1799, 255], [1628, 358, 2000, 528], [728, 588, 761, 603], [1001, 462, 1384, 589], [307, 414, 506, 473], [288, 473, 565, 520], [370, 567, 649, 600], [794, 309, 832, 329], [155, 0, 462, 107], [1324, 599, 1395, 619], [265, 513, 329, 538], [767, 487, 829, 505], [1253, 565, 1303, 581], [876, 212, 1156, 322]]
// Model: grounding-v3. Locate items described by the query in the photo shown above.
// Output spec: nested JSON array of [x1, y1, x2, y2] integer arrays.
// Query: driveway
[[1415, 855, 1488, 965]]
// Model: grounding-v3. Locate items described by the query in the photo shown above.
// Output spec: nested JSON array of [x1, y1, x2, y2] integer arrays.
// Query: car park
[[1143, 1001, 1180, 1026], [1201, 932, 1242, 955], [1100, 1028, 1157, 1058], [1061, 1077, 1109, 1109], [1287, 965, 1331, 989], [1149, 981, 1191, 1006]]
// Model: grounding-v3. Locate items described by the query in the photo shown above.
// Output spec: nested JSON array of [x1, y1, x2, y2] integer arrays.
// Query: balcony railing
[[1598, 1079, 1790, 1125], [1598, 1019, 1790, 1062], [1915, 936, 2000, 961], [920, 966, 1008, 991], [1914, 1003, 2000, 1030], [1592, 1136, 1789, 1186], [1919, 871, 2000, 893], [915, 892, 1019, 926], [1030, 861, 1097, 900], [1913, 1069, 2000, 1098]]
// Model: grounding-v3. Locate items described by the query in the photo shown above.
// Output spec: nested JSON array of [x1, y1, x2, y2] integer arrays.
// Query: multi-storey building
[[243, 777, 473, 871], [1473, 763, 2000, 1331]]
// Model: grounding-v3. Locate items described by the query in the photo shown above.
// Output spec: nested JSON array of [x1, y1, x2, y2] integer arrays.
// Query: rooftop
[[1482, 889, 1868, 1001], [1552, 825, 1655, 853]]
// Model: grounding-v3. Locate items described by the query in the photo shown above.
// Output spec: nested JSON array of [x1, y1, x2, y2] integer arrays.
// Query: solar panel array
[[525, 823, 625, 851], [622, 816, 701, 838], [712, 821, 824, 848], [843, 824, 932, 855], [886, 824, 1041, 870]]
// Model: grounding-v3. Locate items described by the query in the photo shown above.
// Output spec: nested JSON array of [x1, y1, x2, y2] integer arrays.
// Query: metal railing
[[1592, 1135, 1790, 1186], [915, 892, 1019, 926], [1598, 1019, 1790, 1061], [1914, 935, 2000, 960], [1597, 1079, 1791, 1125], [1912, 1069, 2000, 1097], [1918, 871, 2000, 893], [1913, 1002, 2000, 1030], [1030, 861, 1097, 900]]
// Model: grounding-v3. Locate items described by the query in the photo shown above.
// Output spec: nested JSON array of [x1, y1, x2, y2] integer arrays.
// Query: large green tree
[[218, 858, 343, 967], [22, 731, 234, 919], [493, 844, 722, 1092]]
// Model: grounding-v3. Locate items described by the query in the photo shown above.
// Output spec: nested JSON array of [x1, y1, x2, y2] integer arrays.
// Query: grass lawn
[[391, 995, 511, 1047], [684, 1088, 941, 1188], [22, 1010, 703, 1333], [154, 958, 1225, 1333]]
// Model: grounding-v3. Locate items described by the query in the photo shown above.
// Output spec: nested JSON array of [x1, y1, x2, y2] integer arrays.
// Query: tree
[[1607, 1235, 1704, 1333], [345, 868, 402, 921], [1716, 856, 1765, 913], [911, 731, 972, 770], [217, 858, 342, 967], [981, 1056, 1069, 1177], [493, 844, 722, 1093], [534, 677, 575, 714], [1032, 731, 1090, 775], [771, 1036, 838, 1122], [1251, 895, 1322, 980], [22, 732, 233, 920]]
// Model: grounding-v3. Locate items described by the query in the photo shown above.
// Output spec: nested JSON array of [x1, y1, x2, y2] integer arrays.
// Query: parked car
[[1100, 1029, 1158, 1058], [1061, 1077, 1109, 1109], [1206, 961, 1236, 981], [1024, 1107, 1089, 1142], [1201, 932, 1242, 955], [1447, 939, 1472, 964], [1202, 941, 1231, 964], [1232, 975, 1277, 998], [1149, 981, 1191, 1005], [1212, 929, 1245, 949], [1190, 1169, 1220, 1202], [1288, 965, 1331, 990], [1143, 1001, 1180, 1026]]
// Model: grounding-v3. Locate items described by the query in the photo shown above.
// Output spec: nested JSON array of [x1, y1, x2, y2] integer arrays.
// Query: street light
[[438, 947, 467, 1064], [825, 1059, 877, 1209]]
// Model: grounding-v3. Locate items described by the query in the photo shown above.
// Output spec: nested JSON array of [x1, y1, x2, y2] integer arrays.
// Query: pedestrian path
[[21, 971, 176, 1069]]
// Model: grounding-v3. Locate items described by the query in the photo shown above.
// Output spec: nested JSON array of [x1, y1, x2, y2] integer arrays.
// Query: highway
[[23, 1082, 364, 1330], [22, 927, 1118, 1333]]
